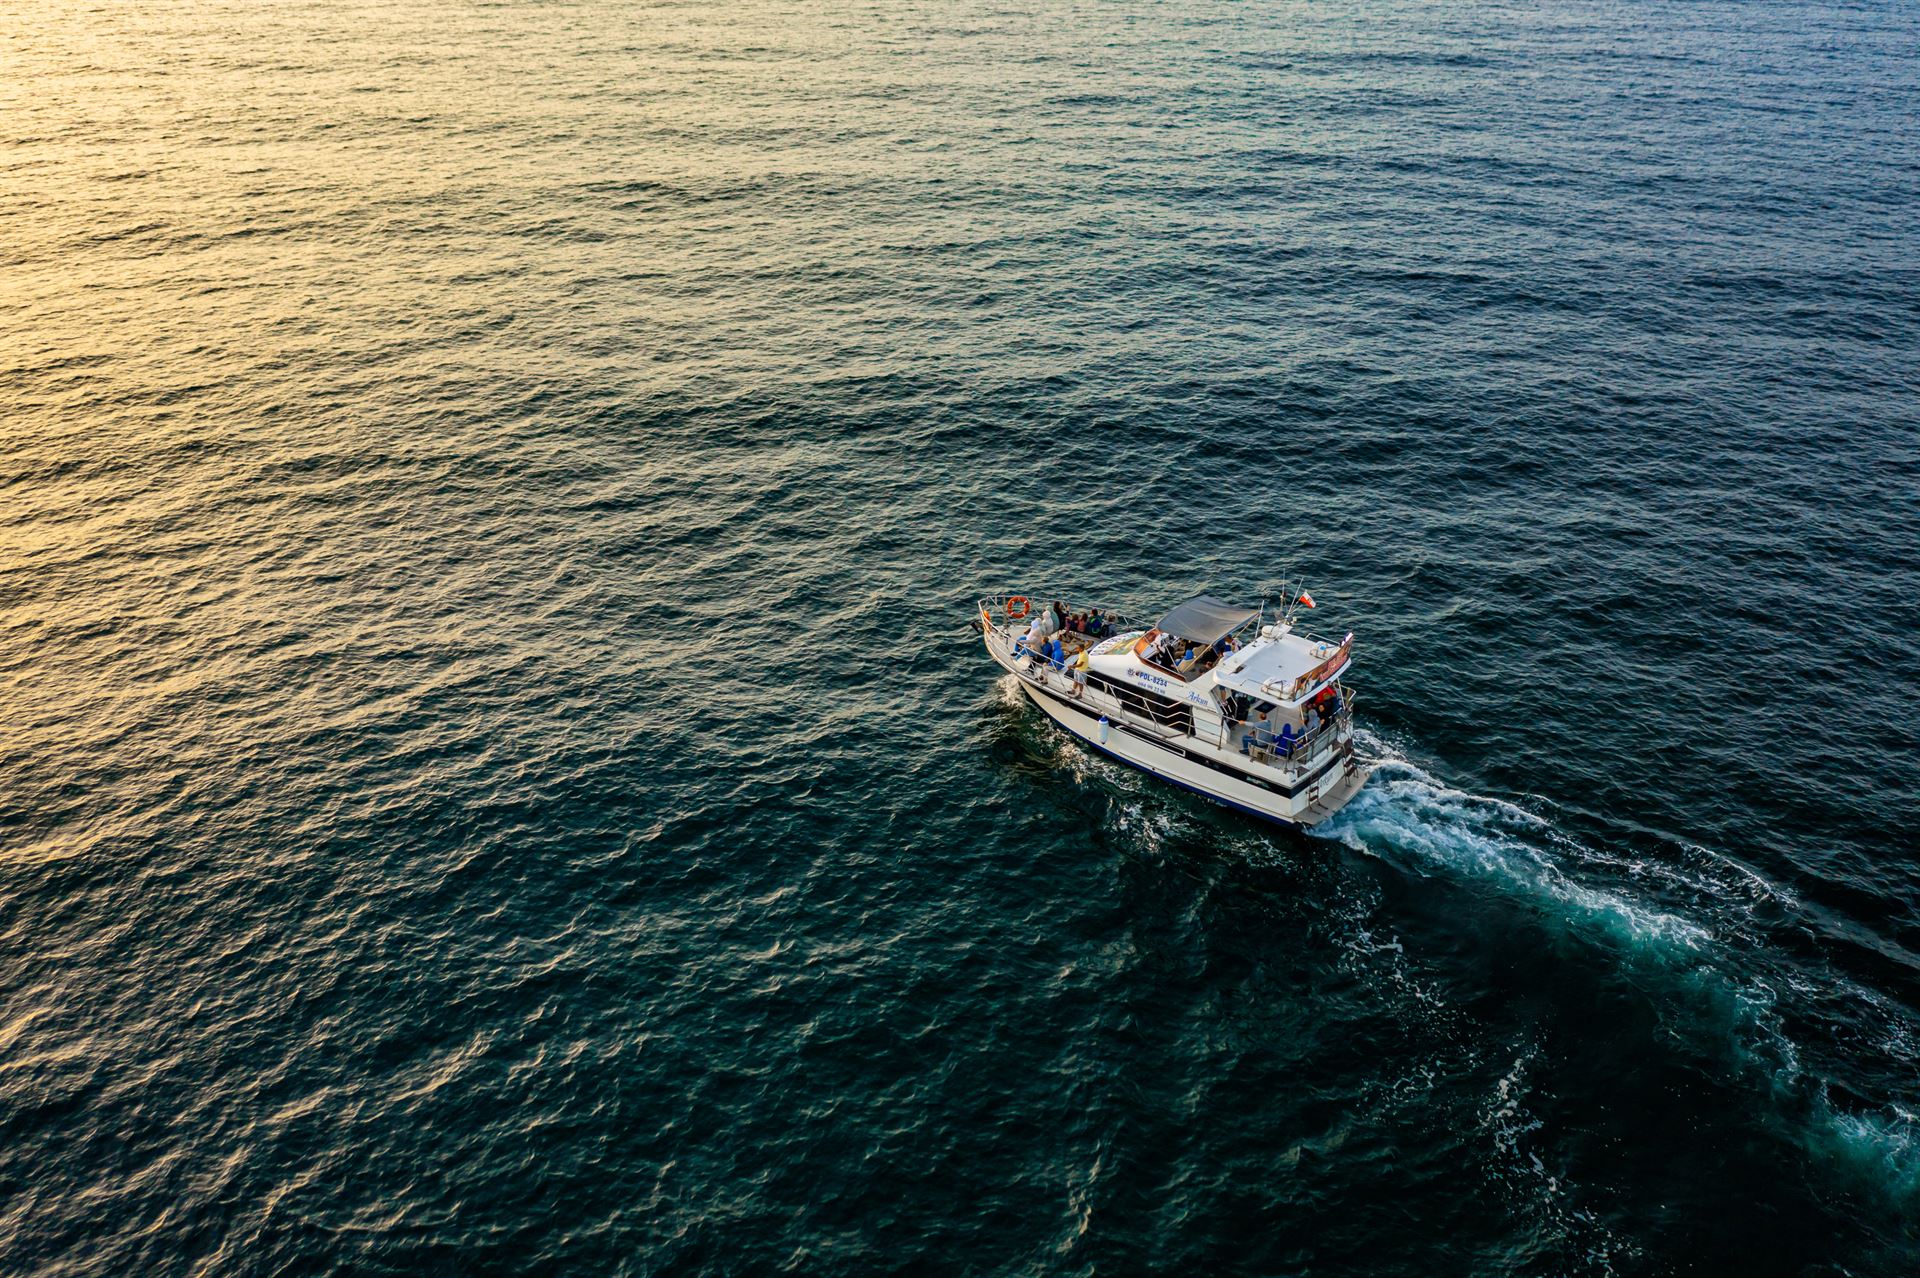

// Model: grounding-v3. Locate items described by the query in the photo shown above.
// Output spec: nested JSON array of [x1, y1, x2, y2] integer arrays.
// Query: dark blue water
[[4, 0, 1919, 1272]]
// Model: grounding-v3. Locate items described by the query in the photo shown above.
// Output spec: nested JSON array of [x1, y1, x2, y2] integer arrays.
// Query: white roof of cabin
[[1213, 631, 1350, 704]]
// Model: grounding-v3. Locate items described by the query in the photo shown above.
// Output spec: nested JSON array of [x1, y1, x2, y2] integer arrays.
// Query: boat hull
[[1012, 673, 1370, 830]]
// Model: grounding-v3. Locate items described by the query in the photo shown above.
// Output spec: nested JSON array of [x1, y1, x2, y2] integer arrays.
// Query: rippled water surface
[[5, 1, 1919, 1272]]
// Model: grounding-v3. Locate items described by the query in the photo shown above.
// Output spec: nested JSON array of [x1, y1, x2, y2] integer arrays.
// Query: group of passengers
[[1013, 601, 1110, 682], [1060, 608, 1112, 638], [1017, 632, 1075, 676], [1009, 602, 1125, 698], [1143, 630, 1240, 677], [1222, 694, 1301, 757], [1221, 685, 1343, 759]]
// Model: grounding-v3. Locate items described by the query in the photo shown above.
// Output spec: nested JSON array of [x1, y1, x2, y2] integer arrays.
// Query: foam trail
[[1027, 708, 1920, 1199], [1315, 747, 1711, 960], [1318, 731, 1920, 1206]]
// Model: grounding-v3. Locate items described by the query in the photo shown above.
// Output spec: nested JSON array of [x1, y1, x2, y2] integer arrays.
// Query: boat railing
[[976, 595, 1150, 637], [1009, 646, 1194, 735], [1238, 704, 1354, 769]]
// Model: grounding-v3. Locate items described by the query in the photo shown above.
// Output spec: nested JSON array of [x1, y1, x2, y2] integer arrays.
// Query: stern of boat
[[1295, 758, 1372, 827]]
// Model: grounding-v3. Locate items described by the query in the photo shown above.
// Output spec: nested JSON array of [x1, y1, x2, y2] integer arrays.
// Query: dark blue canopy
[[1154, 595, 1258, 645]]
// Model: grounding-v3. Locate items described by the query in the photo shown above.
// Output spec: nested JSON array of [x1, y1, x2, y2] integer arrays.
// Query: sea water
[[3, 1, 1917, 1271]]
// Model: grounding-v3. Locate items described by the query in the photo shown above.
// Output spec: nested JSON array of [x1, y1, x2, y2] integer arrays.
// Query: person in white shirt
[[1025, 614, 1048, 664]]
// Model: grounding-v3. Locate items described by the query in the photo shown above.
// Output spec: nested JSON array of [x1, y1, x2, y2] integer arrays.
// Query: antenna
[[1259, 570, 1293, 631]]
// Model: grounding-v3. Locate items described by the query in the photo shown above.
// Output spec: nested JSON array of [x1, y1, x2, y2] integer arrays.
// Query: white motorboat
[[975, 591, 1371, 827]]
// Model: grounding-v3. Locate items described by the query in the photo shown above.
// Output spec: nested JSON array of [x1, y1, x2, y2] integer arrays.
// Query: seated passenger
[[1237, 700, 1270, 753], [1276, 721, 1299, 757], [1026, 613, 1048, 656]]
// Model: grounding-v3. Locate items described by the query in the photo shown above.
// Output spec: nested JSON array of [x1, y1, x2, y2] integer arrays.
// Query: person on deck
[[1237, 708, 1261, 754]]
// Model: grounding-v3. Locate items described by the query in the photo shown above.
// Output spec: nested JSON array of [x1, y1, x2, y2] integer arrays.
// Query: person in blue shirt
[[1276, 721, 1300, 757], [1239, 701, 1274, 754], [1047, 637, 1066, 670]]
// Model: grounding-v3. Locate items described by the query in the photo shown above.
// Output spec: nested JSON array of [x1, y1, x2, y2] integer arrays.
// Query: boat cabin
[[1213, 627, 1352, 709], [1069, 593, 1353, 747]]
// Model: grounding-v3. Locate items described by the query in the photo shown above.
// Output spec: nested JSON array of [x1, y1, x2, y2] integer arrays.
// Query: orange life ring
[[1005, 596, 1030, 620]]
